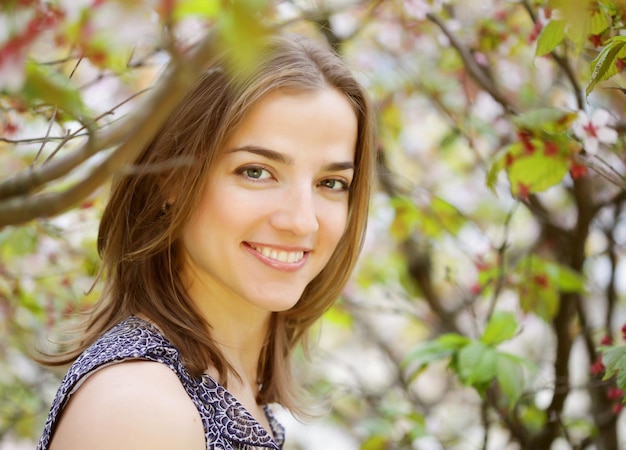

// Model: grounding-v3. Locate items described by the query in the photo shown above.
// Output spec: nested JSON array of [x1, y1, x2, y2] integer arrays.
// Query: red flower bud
[[600, 335, 612, 346], [591, 356, 605, 376], [607, 387, 624, 401]]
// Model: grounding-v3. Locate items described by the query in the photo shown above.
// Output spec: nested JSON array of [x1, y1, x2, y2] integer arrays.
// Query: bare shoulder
[[49, 360, 205, 450]]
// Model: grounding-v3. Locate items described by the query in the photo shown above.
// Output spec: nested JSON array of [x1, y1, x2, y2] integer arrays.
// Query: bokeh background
[[2, 0, 626, 448]]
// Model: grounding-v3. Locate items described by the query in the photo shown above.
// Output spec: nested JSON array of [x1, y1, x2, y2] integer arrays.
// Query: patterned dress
[[37, 316, 285, 450]]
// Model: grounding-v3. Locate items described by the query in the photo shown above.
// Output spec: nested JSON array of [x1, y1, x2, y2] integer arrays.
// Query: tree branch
[[0, 31, 220, 227], [520, 0, 585, 110], [426, 12, 517, 115]]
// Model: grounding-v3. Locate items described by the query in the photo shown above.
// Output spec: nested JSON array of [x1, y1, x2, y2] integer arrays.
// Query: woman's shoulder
[[75, 315, 179, 369], [38, 316, 199, 450], [49, 360, 205, 450]]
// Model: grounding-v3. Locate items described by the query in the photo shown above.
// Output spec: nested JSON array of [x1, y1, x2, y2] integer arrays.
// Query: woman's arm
[[49, 360, 206, 450]]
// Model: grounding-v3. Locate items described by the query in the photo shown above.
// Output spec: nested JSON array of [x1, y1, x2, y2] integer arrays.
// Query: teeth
[[254, 246, 304, 263]]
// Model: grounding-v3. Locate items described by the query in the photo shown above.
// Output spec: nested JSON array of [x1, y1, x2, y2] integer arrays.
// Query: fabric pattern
[[37, 316, 285, 450]]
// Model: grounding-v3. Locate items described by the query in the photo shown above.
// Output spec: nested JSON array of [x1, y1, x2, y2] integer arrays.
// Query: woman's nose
[[269, 186, 319, 236]]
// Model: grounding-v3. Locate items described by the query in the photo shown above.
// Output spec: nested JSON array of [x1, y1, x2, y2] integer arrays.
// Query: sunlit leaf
[[21, 63, 88, 121], [520, 404, 548, 432], [323, 304, 354, 329], [601, 346, 626, 389], [406, 412, 427, 439], [512, 107, 577, 133], [403, 333, 470, 381], [14, 409, 37, 438], [381, 103, 403, 141], [437, 333, 472, 349], [18, 290, 45, 317], [389, 196, 420, 241], [486, 143, 520, 194], [172, 0, 220, 20], [586, 36, 626, 96], [439, 128, 460, 150], [496, 353, 524, 409], [477, 263, 500, 294], [360, 435, 388, 450], [392, 196, 466, 239], [550, 0, 611, 51], [218, 0, 273, 77], [0, 226, 39, 258], [481, 311, 518, 346], [507, 142, 569, 196], [536, 19, 566, 56], [458, 341, 497, 385], [516, 256, 560, 321], [544, 261, 586, 293], [429, 197, 466, 236]]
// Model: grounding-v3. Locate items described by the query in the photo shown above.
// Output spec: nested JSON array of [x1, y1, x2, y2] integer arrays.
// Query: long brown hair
[[43, 32, 374, 414]]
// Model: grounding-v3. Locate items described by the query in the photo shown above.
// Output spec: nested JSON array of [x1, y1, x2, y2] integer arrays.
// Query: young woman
[[37, 31, 374, 450]]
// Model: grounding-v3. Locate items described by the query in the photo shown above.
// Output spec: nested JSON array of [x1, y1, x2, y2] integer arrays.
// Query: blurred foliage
[[3, 0, 626, 449]]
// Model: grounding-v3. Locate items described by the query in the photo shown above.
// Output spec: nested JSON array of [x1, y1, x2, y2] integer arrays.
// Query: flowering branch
[[0, 31, 220, 228]]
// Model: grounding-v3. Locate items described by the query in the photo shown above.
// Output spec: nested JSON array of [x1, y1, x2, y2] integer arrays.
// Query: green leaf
[[360, 435, 388, 450], [507, 142, 569, 196], [0, 226, 39, 258], [389, 196, 420, 241], [439, 129, 460, 150], [486, 143, 520, 194], [512, 107, 577, 133], [519, 404, 548, 432], [397, 196, 466, 238], [217, 0, 273, 77], [381, 103, 403, 141], [496, 353, 524, 409], [544, 262, 586, 293], [437, 333, 472, 349], [458, 341, 497, 385], [588, 5, 612, 35], [601, 346, 626, 389], [429, 197, 466, 236], [481, 311, 518, 345], [516, 256, 560, 321], [18, 290, 45, 317], [173, 0, 220, 20], [550, 0, 611, 52], [536, 20, 566, 56], [586, 36, 626, 96], [323, 305, 353, 329], [406, 412, 427, 439], [403, 333, 470, 380], [22, 63, 88, 121]]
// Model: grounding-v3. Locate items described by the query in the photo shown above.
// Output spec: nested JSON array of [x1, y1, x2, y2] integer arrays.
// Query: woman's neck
[[185, 282, 273, 386]]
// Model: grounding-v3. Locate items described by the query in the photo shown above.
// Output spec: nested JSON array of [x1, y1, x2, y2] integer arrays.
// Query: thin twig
[[426, 12, 517, 115], [520, 0, 585, 109], [30, 107, 57, 168], [0, 30, 221, 226]]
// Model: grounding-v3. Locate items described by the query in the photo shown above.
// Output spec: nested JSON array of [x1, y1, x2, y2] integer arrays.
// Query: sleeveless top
[[37, 316, 285, 450]]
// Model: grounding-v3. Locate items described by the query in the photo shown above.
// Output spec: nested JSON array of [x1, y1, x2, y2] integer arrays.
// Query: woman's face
[[180, 87, 358, 315]]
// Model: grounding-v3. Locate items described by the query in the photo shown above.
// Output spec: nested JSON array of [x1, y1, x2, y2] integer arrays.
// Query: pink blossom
[[404, 0, 431, 20], [0, 55, 25, 91], [572, 109, 618, 155]]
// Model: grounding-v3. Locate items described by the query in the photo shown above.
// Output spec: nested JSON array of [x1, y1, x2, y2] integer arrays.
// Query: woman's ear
[[158, 174, 178, 207]]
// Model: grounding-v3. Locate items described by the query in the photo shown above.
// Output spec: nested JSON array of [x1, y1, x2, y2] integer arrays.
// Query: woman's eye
[[321, 178, 349, 191], [241, 167, 271, 180]]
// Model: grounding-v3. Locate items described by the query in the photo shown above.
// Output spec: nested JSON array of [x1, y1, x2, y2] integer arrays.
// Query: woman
[[37, 31, 374, 450]]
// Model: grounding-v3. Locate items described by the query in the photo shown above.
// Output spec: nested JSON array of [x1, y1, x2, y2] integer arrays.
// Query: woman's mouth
[[249, 244, 306, 263]]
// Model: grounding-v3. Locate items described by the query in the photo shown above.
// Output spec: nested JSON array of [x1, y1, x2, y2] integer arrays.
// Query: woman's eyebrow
[[324, 161, 354, 172], [227, 145, 355, 172], [227, 145, 293, 164]]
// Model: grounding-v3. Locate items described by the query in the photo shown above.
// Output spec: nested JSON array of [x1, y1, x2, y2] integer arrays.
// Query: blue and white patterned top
[[37, 316, 285, 450]]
